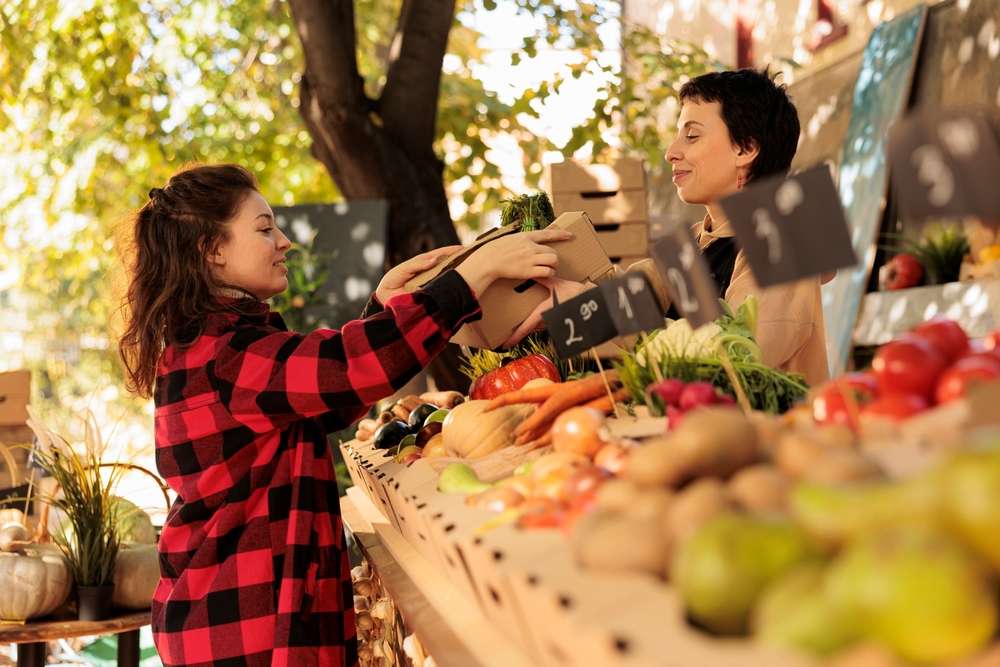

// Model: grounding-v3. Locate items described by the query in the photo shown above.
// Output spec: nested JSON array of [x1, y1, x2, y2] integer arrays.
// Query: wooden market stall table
[[0, 610, 150, 667], [341, 487, 533, 667]]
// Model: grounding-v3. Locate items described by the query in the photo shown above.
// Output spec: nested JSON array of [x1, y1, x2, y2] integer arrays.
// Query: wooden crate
[[593, 221, 649, 258]]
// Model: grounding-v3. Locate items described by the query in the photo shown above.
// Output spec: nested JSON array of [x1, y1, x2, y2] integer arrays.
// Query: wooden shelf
[[853, 278, 1000, 346]]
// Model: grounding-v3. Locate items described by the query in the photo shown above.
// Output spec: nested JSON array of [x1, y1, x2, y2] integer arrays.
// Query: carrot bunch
[[484, 371, 625, 448]]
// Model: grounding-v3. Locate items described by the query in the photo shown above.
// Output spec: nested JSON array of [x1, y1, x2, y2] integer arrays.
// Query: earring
[[736, 172, 746, 190]]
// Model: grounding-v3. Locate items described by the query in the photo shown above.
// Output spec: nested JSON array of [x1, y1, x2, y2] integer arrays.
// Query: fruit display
[[339, 312, 1000, 667]]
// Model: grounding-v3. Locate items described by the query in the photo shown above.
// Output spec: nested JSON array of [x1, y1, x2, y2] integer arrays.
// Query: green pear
[[753, 562, 860, 656], [941, 449, 1000, 571], [671, 513, 818, 635], [437, 463, 491, 495], [790, 477, 942, 546], [825, 526, 997, 664]]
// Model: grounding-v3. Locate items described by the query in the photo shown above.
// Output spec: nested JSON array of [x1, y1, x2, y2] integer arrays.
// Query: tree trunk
[[290, 0, 468, 391]]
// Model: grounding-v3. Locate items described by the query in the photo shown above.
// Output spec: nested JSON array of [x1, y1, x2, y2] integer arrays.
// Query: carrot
[[514, 371, 619, 439], [484, 383, 565, 411], [522, 430, 554, 450], [583, 387, 630, 414]]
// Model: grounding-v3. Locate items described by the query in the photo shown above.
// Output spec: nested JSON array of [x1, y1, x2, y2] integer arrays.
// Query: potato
[[665, 478, 733, 547], [572, 510, 669, 577], [595, 478, 645, 513], [668, 408, 759, 482], [727, 464, 791, 513], [624, 487, 674, 521], [624, 437, 681, 487], [801, 449, 881, 484], [774, 431, 829, 479]]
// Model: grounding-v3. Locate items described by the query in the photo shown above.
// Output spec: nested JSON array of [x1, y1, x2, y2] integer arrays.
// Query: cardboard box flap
[[545, 157, 646, 194]]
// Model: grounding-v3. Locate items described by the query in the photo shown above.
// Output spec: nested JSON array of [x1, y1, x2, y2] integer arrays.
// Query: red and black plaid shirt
[[152, 270, 480, 666]]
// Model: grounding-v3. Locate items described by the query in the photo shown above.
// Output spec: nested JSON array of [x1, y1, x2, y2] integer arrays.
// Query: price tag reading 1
[[889, 109, 1000, 221], [649, 226, 721, 328], [541, 286, 617, 358], [599, 272, 666, 336], [719, 163, 857, 288]]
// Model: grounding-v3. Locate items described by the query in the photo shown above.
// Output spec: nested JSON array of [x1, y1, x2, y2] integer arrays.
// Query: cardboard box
[[405, 212, 613, 349], [593, 221, 649, 258], [0, 370, 30, 426], [545, 157, 646, 194]]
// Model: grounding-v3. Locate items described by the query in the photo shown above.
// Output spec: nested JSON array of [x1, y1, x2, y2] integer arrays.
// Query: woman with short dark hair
[[644, 67, 829, 385]]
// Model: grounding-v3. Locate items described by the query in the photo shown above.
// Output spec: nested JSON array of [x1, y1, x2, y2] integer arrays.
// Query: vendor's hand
[[501, 277, 592, 348], [456, 228, 573, 296], [376, 245, 463, 303]]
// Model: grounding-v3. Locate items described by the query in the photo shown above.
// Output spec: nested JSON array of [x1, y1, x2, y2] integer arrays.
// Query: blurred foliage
[[0, 0, 717, 450], [269, 242, 337, 332]]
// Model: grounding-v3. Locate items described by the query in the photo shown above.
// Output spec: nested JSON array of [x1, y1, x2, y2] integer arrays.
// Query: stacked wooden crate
[[546, 157, 649, 268]]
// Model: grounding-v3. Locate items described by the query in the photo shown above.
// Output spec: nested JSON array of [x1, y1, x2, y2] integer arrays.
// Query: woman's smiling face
[[208, 190, 292, 300], [665, 99, 755, 205]]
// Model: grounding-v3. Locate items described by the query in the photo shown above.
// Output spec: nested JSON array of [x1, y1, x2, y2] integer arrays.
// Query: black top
[[665, 237, 739, 320]]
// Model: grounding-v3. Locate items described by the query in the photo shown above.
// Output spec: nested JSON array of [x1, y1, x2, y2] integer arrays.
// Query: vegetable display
[[619, 297, 808, 415]]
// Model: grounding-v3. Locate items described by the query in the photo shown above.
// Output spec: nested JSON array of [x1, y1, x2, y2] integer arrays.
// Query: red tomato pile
[[813, 318, 1000, 427]]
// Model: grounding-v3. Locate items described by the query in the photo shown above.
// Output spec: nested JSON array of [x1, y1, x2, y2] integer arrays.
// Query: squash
[[113, 543, 160, 609], [442, 400, 533, 458], [0, 542, 72, 621]]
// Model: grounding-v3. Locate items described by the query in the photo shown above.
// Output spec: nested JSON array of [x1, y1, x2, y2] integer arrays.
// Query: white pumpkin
[[0, 543, 71, 621], [441, 400, 533, 458], [113, 543, 160, 609]]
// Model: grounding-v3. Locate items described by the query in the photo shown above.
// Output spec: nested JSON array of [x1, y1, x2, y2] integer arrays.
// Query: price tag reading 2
[[889, 109, 1000, 221], [719, 163, 857, 288], [650, 226, 721, 328], [542, 287, 617, 358]]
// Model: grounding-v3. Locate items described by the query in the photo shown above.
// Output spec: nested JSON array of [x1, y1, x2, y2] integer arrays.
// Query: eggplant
[[414, 421, 443, 448], [373, 420, 411, 450], [407, 403, 439, 430]]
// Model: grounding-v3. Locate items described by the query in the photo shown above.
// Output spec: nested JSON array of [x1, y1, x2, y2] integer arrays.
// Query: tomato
[[982, 330, 1000, 353], [878, 253, 924, 291], [861, 393, 929, 421], [935, 355, 1000, 404], [469, 353, 560, 400], [872, 336, 946, 397], [911, 318, 969, 363], [812, 372, 879, 429]]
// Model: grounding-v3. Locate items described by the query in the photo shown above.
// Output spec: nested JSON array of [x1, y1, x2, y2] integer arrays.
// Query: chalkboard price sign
[[649, 226, 721, 328], [719, 164, 857, 288], [889, 109, 1000, 221], [599, 272, 665, 336], [542, 287, 616, 358]]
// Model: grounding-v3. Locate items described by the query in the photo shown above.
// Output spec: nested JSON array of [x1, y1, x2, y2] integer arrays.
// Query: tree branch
[[380, 0, 456, 156], [287, 0, 365, 107]]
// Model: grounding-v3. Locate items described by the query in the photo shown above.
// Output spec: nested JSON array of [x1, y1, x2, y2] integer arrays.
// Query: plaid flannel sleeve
[[213, 270, 480, 431]]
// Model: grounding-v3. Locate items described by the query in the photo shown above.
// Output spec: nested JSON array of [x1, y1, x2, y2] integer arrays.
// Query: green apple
[[825, 526, 997, 663], [671, 513, 818, 635]]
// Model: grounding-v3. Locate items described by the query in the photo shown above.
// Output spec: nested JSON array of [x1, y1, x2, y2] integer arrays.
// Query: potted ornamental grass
[[29, 411, 125, 621]]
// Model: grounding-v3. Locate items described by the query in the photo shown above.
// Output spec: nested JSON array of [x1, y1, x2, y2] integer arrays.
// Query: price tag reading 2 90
[[650, 226, 721, 328], [542, 287, 617, 358]]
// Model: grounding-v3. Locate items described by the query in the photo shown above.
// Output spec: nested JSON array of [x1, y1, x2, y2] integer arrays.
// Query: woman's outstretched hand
[[376, 245, 463, 303]]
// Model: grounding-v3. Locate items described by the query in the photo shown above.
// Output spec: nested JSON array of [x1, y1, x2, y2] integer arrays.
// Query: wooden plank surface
[[342, 489, 533, 667], [0, 610, 149, 643]]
